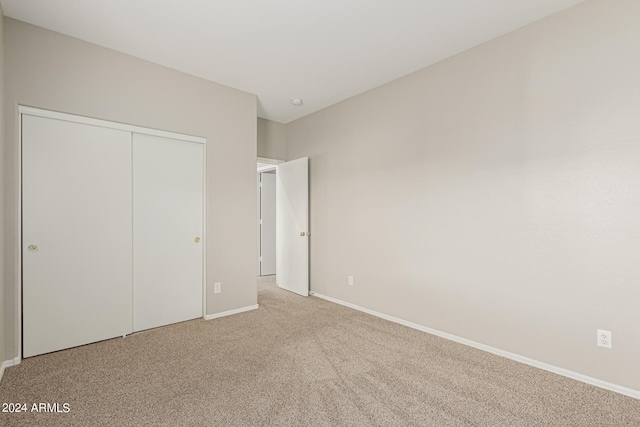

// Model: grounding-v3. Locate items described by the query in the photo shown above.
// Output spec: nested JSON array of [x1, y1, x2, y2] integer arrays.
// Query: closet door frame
[[17, 106, 207, 361]]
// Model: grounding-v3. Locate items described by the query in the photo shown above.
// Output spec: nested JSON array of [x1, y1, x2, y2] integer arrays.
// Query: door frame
[[257, 157, 282, 171], [17, 106, 208, 361], [257, 157, 283, 276]]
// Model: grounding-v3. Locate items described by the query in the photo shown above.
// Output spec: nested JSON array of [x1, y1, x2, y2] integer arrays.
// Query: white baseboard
[[310, 292, 640, 400], [204, 304, 259, 320], [0, 357, 21, 384]]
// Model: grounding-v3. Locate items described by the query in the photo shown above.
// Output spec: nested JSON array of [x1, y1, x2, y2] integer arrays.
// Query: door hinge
[[259, 219, 262, 225], [259, 256, 262, 262]]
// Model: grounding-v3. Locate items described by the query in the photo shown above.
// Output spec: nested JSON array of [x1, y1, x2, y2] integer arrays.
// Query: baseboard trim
[[310, 292, 640, 400], [0, 357, 21, 384], [204, 304, 259, 320]]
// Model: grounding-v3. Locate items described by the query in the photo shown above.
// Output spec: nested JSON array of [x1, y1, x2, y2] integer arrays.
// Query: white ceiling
[[1, 0, 586, 124]]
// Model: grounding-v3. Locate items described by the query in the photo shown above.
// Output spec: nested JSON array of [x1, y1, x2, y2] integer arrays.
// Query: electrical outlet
[[597, 329, 612, 349], [348, 276, 354, 286], [214, 282, 221, 294]]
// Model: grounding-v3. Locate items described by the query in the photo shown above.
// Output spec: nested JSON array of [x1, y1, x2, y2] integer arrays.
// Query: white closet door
[[22, 115, 133, 358], [133, 133, 204, 332]]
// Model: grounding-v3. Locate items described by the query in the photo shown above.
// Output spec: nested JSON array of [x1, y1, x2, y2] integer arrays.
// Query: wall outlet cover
[[597, 329, 612, 349]]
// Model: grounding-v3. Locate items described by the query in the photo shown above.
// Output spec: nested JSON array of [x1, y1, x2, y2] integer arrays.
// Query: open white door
[[276, 157, 309, 296]]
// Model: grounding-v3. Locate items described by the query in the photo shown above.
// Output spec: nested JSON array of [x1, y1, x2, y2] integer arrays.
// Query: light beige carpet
[[1, 276, 639, 426]]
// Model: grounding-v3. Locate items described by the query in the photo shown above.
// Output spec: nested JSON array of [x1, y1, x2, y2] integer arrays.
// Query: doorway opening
[[257, 158, 281, 278], [256, 156, 309, 297]]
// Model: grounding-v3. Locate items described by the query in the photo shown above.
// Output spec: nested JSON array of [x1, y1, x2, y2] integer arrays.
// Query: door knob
[[194, 237, 201, 243], [27, 245, 39, 253], [299, 232, 310, 237]]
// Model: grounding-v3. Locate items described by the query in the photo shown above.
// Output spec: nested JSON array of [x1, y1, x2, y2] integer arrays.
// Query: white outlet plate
[[348, 276, 354, 286], [597, 329, 612, 349], [214, 282, 221, 294]]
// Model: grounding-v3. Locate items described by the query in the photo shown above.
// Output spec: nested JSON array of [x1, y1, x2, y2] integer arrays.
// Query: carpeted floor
[[1, 275, 639, 426]]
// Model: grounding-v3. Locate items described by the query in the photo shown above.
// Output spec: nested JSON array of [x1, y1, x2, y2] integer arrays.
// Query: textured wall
[[286, 0, 640, 390], [3, 19, 257, 360]]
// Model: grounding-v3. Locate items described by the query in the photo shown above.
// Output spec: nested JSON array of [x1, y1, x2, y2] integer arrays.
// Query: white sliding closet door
[[22, 115, 133, 358], [133, 133, 204, 332]]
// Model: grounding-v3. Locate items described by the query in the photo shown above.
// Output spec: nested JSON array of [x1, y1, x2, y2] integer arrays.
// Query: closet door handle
[[27, 245, 39, 253], [194, 237, 201, 243]]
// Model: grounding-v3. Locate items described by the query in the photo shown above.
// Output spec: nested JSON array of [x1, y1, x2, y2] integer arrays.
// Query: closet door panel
[[22, 115, 133, 357], [133, 133, 204, 332]]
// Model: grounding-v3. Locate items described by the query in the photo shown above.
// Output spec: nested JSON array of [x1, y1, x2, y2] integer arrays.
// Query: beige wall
[[286, 0, 640, 391], [3, 19, 257, 360], [257, 118, 286, 160], [0, 6, 5, 364]]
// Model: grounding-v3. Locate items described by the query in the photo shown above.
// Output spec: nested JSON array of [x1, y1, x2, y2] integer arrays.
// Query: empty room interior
[[1, 0, 640, 425]]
